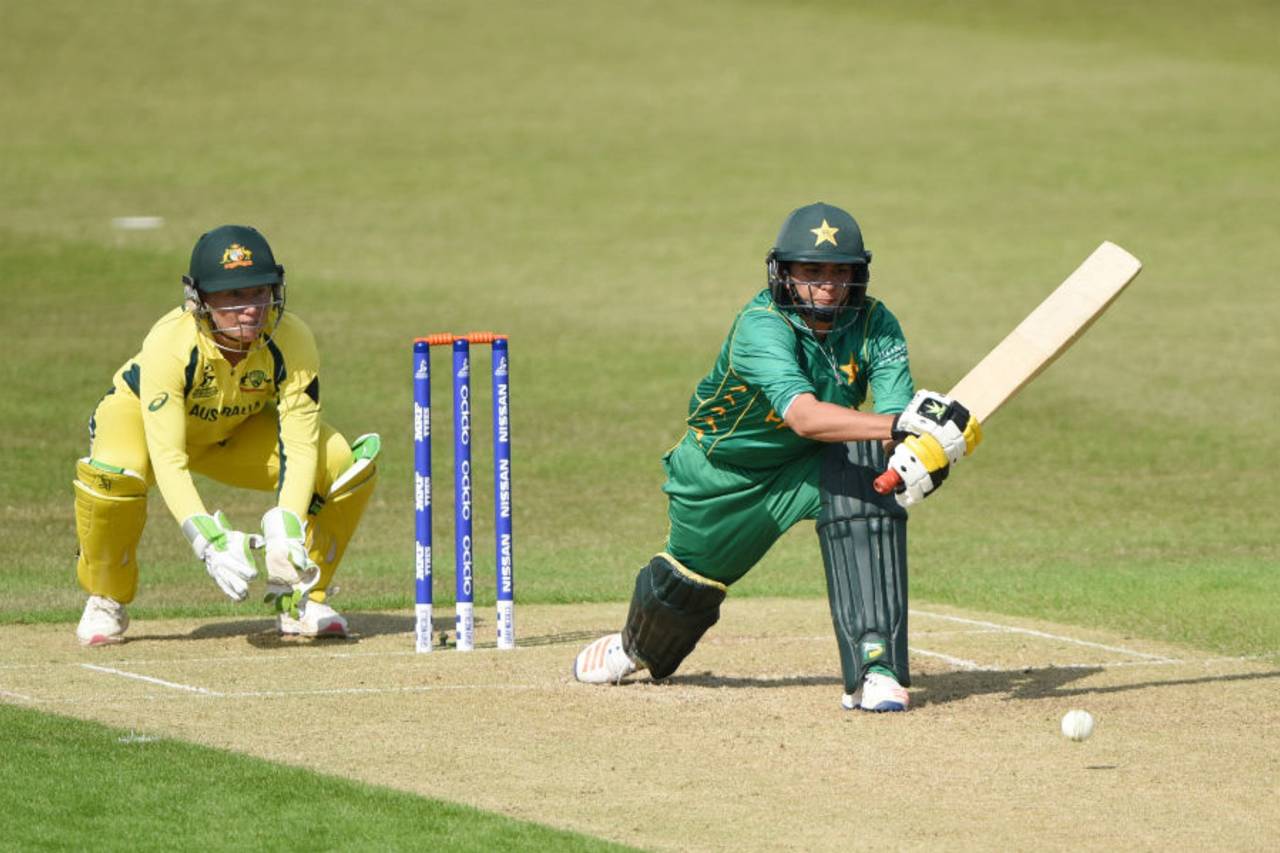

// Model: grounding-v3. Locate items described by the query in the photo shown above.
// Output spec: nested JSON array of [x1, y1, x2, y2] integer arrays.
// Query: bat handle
[[873, 468, 902, 495]]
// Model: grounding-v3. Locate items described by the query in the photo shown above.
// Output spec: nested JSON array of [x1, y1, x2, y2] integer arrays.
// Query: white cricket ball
[[1061, 709, 1096, 741]]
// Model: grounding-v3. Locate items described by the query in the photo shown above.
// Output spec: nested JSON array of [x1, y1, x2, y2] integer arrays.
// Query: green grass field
[[0, 703, 633, 852], [2, 0, 1278, 847]]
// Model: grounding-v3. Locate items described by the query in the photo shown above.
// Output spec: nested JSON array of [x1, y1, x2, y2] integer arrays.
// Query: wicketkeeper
[[73, 225, 379, 645], [574, 202, 981, 711]]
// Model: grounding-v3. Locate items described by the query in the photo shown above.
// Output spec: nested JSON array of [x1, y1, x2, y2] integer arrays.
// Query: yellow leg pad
[[306, 461, 378, 600], [74, 460, 148, 604]]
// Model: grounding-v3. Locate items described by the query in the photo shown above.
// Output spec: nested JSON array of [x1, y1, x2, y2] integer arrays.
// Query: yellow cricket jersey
[[111, 307, 321, 521]]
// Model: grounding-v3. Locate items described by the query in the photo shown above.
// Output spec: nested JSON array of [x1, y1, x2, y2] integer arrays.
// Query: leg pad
[[622, 553, 727, 679], [307, 434, 380, 600], [74, 458, 148, 604], [817, 441, 910, 692]]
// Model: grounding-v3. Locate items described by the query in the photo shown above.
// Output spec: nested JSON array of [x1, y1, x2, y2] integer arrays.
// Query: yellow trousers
[[77, 390, 358, 603]]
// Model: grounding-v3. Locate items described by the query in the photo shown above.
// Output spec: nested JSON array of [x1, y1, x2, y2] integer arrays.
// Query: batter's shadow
[[908, 666, 1280, 708], [909, 667, 1100, 708]]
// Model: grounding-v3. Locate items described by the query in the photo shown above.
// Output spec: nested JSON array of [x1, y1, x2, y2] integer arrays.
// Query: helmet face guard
[[181, 225, 286, 353], [184, 282, 286, 354], [766, 203, 871, 334], [767, 252, 868, 332]]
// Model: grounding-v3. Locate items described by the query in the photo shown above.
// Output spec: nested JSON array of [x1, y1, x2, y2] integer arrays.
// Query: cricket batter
[[574, 203, 981, 711], [73, 225, 379, 645]]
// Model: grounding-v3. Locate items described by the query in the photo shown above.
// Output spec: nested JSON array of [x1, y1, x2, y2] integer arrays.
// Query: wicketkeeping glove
[[885, 434, 951, 508], [891, 389, 983, 464], [261, 507, 321, 616], [182, 512, 262, 602]]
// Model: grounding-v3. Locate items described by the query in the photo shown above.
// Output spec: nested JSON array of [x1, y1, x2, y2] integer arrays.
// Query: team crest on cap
[[810, 219, 839, 247], [221, 244, 254, 270]]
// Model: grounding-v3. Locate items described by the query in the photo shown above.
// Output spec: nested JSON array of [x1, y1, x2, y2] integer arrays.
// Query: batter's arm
[[783, 393, 895, 442]]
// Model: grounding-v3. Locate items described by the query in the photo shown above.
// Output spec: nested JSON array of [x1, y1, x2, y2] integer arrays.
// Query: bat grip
[[872, 468, 902, 495]]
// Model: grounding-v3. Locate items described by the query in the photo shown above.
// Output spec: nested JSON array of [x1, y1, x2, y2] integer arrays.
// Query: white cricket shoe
[[842, 672, 910, 713], [278, 599, 348, 638], [573, 632, 638, 684], [77, 595, 129, 647]]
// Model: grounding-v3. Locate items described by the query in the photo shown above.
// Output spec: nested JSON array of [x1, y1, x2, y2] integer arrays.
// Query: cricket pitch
[[3, 599, 1277, 851]]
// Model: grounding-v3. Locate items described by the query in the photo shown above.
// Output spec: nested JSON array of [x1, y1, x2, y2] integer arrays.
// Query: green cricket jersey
[[684, 290, 913, 467]]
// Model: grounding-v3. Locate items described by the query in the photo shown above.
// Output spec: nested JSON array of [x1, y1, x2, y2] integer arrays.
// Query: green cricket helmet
[[766, 202, 872, 332], [182, 224, 284, 292], [181, 225, 286, 353]]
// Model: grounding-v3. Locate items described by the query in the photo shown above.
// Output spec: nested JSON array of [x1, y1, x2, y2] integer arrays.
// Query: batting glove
[[885, 434, 951, 508], [891, 389, 983, 465]]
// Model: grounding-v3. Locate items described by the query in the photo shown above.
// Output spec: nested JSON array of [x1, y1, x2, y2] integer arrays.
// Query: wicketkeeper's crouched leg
[[305, 433, 380, 600], [73, 458, 148, 604], [621, 553, 728, 679], [817, 441, 910, 693], [191, 417, 379, 604]]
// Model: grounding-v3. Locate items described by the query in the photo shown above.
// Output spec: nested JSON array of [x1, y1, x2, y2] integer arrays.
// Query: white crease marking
[[225, 683, 546, 699], [911, 609, 1177, 662], [909, 647, 981, 670], [81, 664, 223, 696]]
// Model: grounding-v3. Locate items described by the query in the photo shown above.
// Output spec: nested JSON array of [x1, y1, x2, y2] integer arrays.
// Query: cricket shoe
[[77, 595, 129, 647], [278, 599, 348, 638], [573, 633, 638, 684], [842, 672, 910, 713]]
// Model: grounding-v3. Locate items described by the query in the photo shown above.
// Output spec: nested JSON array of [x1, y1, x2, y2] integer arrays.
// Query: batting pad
[[622, 553, 727, 680], [817, 441, 910, 692]]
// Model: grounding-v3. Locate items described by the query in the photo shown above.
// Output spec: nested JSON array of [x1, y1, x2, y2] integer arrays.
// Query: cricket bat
[[874, 241, 1143, 495]]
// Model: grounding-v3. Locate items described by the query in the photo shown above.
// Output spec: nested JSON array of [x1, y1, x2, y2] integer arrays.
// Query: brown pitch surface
[[3, 599, 1277, 851]]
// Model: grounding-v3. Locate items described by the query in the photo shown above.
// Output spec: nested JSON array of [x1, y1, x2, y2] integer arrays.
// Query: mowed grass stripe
[[0, 703, 636, 853], [1, 1, 1277, 656]]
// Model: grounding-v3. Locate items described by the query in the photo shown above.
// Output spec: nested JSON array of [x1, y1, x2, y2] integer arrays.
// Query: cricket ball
[[1061, 709, 1096, 742]]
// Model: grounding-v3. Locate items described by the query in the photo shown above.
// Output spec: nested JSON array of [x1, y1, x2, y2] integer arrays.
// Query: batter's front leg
[[816, 440, 911, 711]]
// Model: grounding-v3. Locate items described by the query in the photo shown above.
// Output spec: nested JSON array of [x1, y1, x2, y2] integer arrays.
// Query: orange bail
[[414, 332, 508, 346], [461, 331, 507, 344], [413, 333, 457, 346]]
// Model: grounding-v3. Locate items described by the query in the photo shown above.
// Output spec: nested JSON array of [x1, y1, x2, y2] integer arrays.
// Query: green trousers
[[662, 435, 828, 585]]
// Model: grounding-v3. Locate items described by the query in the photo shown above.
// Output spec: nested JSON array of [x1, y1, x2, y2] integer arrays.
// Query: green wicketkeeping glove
[[260, 507, 320, 617], [182, 511, 262, 602]]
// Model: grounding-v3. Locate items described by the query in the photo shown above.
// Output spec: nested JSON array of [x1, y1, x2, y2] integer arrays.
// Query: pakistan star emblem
[[925, 401, 947, 418], [810, 219, 839, 247]]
